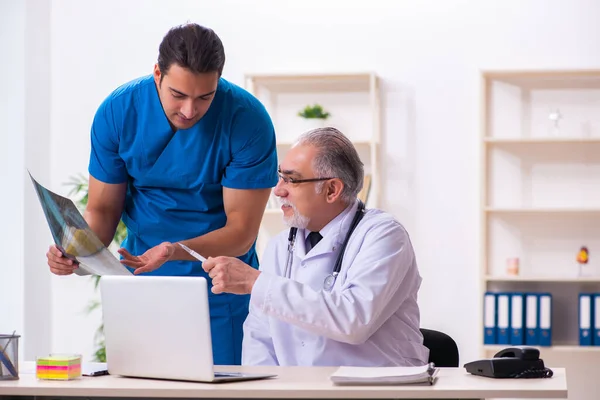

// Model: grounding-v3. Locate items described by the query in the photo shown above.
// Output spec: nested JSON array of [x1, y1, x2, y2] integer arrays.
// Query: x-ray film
[[29, 172, 132, 276]]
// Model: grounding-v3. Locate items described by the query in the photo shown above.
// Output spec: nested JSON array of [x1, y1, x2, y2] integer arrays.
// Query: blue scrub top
[[88, 75, 278, 365]]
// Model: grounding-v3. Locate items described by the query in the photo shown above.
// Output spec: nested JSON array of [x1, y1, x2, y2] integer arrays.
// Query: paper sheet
[[29, 172, 132, 276]]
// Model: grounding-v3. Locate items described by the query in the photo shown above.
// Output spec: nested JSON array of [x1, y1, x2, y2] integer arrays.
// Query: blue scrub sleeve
[[88, 100, 128, 184], [222, 106, 278, 190]]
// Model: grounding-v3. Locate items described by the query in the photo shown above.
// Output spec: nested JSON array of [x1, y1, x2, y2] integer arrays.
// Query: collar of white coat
[[300, 199, 361, 259]]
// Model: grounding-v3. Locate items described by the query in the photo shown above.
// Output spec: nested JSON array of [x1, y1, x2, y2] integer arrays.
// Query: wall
[[7, 0, 599, 368], [0, 0, 53, 361], [0, 0, 26, 354], [24, 0, 53, 362]]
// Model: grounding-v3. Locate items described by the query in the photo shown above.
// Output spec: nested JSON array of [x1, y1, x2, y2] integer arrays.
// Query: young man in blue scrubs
[[46, 23, 278, 365]]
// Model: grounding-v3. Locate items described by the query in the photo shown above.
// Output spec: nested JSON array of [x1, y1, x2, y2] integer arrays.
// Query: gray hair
[[295, 127, 364, 204]]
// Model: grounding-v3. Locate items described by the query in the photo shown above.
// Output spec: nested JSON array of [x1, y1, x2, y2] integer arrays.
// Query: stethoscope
[[284, 200, 366, 291]]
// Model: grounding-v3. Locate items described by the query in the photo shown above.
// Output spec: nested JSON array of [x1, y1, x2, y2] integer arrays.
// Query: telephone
[[464, 346, 554, 379]]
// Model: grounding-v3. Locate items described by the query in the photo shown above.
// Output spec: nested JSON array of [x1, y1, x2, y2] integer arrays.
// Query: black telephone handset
[[464, 346, 554, 379]]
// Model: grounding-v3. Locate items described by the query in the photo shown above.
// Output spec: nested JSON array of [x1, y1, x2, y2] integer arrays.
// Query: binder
[[538, 293, 552, 346], [525, 293, 539, 345], [330, 363, 438, 385], [483, 292, 497, 344], [593, 294, 600, 346], [496, 293, 511, 345], [510, 293, 525, 345], [579, 293, 593, 346]]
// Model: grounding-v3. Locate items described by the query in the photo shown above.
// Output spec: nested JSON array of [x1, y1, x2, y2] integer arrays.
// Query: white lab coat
[[242, 200, 429, 366]]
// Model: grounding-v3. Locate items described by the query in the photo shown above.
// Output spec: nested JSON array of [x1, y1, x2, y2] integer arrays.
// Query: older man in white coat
[[202, 127, 429, 367]]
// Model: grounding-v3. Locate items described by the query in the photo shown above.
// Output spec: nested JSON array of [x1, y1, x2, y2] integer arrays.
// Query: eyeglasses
[[277, 172, 337, 185]]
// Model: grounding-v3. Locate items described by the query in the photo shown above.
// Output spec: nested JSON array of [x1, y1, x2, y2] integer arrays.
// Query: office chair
[[420, 328, 459, 367]]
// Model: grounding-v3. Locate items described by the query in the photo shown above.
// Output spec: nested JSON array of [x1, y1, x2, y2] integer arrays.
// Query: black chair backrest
[[420, 328, 459, 367]]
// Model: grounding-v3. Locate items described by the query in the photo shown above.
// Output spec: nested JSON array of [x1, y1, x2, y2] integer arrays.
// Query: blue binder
[[525, 293, 540, 346], [525, 293, 539, 345], [538, 293, 552, 346], [496, 293, 511, 345], [593, 294, 600, 346], [510, 293, 525, 345], [579, 293, 593, 346], [483, 292, 497, 344]]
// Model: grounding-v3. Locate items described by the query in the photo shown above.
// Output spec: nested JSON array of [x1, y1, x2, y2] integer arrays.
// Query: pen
[[178, 243, 207, 263], [0, 349, 17, 377]]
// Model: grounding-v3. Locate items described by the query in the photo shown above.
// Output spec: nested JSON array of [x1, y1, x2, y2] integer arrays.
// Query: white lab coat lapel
[[302, 230, 342, 261], [297, 232, 344, 292], [275, 201, 359, 283], [304, 200, 360, 261], [297, 230, 309, 258]]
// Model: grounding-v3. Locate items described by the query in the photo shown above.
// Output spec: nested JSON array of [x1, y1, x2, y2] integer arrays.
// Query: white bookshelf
[[480, 70, 600, 399], [485, 137, 600, 143], [483, 344, 600, 352], [245, 72, 381, 258], [485, 275, 600, 283], [485, 207, 600, 213]]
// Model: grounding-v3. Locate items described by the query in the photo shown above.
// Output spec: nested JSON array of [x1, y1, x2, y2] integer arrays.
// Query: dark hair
[[157, 23, 225, 80]]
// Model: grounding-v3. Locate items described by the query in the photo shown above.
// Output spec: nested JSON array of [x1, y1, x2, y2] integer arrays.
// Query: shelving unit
[[480, 70, 600, 399], [485, 137, 600, 144], [485, 275, 600, 283], [483, 344, 600, 352], [245, 72, 381, 258]]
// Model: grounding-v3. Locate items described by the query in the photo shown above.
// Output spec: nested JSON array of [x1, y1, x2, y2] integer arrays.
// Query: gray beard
[[283, 212, 310, 229], [279, 200, 310, 229]]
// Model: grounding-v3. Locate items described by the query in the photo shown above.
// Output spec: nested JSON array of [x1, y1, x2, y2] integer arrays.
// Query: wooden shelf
[[483, 69, 600, 78], [485, 275, 600, 283], [245, 72, 377, 93], [485, 137, 600, 144], [482, 69, 600, 89], [479, 70, 600, 371], [485, 207, 600, 214], [483, 344, 600, 352]]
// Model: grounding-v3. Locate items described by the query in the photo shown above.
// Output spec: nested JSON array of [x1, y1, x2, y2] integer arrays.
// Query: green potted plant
[[65, 173, 128, 362], [297, 104, 331, 131]]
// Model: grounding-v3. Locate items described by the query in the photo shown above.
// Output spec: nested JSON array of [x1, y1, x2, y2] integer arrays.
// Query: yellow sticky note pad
[[36, 354, 82, 380]]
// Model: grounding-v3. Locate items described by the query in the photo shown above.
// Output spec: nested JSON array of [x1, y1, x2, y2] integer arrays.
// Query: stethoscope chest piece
[[323, 273, 337, 291]]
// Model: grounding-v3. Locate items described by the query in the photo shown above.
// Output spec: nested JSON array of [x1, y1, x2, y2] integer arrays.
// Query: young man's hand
[[118, 242, 175, 274]]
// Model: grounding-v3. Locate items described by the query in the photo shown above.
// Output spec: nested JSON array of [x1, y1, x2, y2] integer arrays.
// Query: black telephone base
[[464, 358, 553, 379]]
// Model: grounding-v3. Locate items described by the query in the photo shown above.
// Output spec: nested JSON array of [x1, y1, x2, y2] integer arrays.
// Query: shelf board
[[484, 137, 600, 144], [483, 344, 600, 352], [482, 69, 600, 89], [246, 72, 377, 93], [483, 69, 600, 78], [485, 275, 600, 283], [485, 207, 600, 214]]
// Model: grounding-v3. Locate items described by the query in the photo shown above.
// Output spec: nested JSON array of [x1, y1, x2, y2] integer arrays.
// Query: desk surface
[[0, 366, 567, 399]]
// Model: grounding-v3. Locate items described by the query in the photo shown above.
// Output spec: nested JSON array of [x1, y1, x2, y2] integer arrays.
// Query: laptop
[[99, 275, 276, 383]]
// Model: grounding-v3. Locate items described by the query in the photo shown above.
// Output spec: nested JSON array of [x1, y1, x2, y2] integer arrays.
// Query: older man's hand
[[202, 256, 260, 295]]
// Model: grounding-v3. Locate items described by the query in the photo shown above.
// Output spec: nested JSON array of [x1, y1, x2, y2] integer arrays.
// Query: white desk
[[0, 366, 567, 399]]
